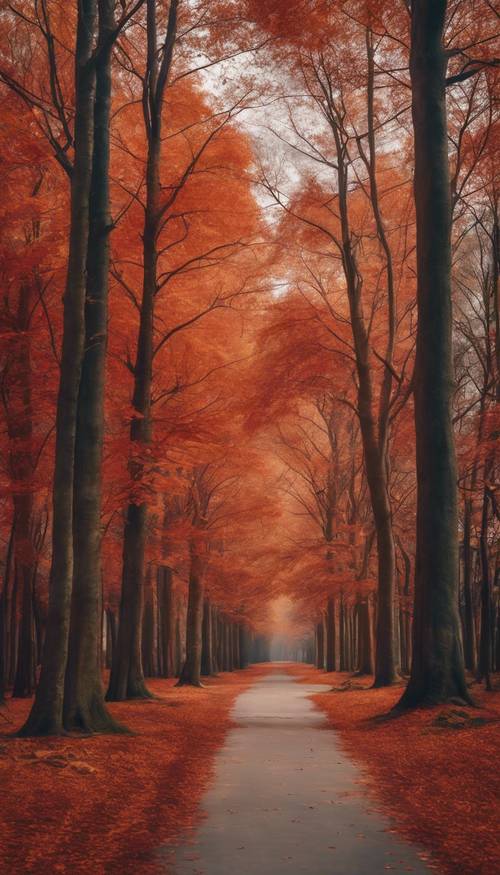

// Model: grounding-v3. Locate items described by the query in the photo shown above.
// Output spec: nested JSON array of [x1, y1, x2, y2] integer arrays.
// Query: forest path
[[165, 668, 432, 875]]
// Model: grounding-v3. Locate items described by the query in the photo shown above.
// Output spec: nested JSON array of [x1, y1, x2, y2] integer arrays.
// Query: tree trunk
[[20, 0, 98, 735], [11, 507, 36, 699], [325, 596, 336, 672], [399, 600, 409, 675], [105, 609, 117, 668], [356, 599, 373, 675], [106, 267, 153, 699], [306, 637, 314, 664], [211, 605, 219, 674], [175, 613, 183, 677], [495, 598, 500, 673], [33, 569, 45, 669], [396, 537, 412, 675], [12, 555, 36, 698], [158, 566, 175, 677], [232, 622, 239, 670], [177, 545, 204, 686], [63, 1, 121, 732], [362, 32, 398, 686], [339, 596, 346, 671], [0, 593, 5, 703], [218, 617, 225, 669], [107, 503, 153, 699], [239, 624, 248, 669], [8, 565, 19, 687], [224, 620, 234, 671], [316, 618, 325, 669], [0, 530, 13, 700], [141, 579, 156, 678], [201, 598, 213, 676], [8, 280, 37, 699], [1, 522, 15, 695], [228, 622, 234, 667], [108, 0, 178, 703], [398, 0, 470, 708], [327, 56, 397, 687], [462, 492, 477, 671], [346, 605, 352, 670], [477, 481, 493, 689]]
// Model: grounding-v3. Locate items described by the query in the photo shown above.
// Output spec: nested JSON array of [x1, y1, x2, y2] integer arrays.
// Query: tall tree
[[63, 0, 124, 733], [398, 0, 470, 707], [107, 0, 179, 700], [107, 0, 258, 700], [19, 0, 98, 735]]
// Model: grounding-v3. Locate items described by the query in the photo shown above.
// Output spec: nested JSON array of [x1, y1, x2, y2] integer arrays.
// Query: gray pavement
[[163, 669, 433, 875]]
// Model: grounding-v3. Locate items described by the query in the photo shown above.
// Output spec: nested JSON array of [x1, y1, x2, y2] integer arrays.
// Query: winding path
[[165, 669, 432, 875]]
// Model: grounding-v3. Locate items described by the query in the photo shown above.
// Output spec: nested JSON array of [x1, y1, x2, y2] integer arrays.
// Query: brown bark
[[201, 598, 214, 676], [345, 607, 353, 672], [1, 523, 16, 695], [211, 605, 220, 674], [175, 613, 183, 677], [231, 622, 240, 671], [108, 0, 178, 702], [158, 566, 176, 677], [395, 536, 412, 674], [462, 488, 477, 671], [325, 596, 336, 672], [477, 478, 493, 689], [239, 624, 249, 669], [107, 502, 153, 699], [292, 41, 398, 687], [398, 0, 470, 708], [20, 0, 98, 735], [177, 543, 204, 687], [105, 609, 117, 668], [316, 618, 325, 669], [220, 620, 227, 670], [0, 594, 5, 703], [495, 597, 500, 673], [356, 599, 373, 675], [63, 0, 121, 733], [360, 31, 398, 686], [12, 552, 36, 699], [339, 596, 346, 671], [223, 618, 230, 670], [216, 613, 224, 672], [8, 563, 19, 687], [225, 622, 233, 671], [8, 283, 37, 699], [320, 39, 397, 686], [141, 570, 156, 678]]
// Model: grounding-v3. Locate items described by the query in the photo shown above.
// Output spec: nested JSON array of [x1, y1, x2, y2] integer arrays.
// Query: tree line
[[0, 0, 498, 735]]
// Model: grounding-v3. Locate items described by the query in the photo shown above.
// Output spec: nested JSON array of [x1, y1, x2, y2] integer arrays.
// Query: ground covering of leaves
[[288, 663, 500, 875], [0, 665, 271, 874]]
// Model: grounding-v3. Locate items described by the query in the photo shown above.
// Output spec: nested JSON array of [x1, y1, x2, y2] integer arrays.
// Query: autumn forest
[[0, 1, 499, 874]]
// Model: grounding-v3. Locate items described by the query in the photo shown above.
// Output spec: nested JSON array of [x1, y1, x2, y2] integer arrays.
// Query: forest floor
[[0, 665, 273, 875], [1, 664, 499, 875], [288, 663, 500, 875]]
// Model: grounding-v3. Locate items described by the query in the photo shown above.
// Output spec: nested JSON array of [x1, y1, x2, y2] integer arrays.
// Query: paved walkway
[[166, 670, 432, 875]]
